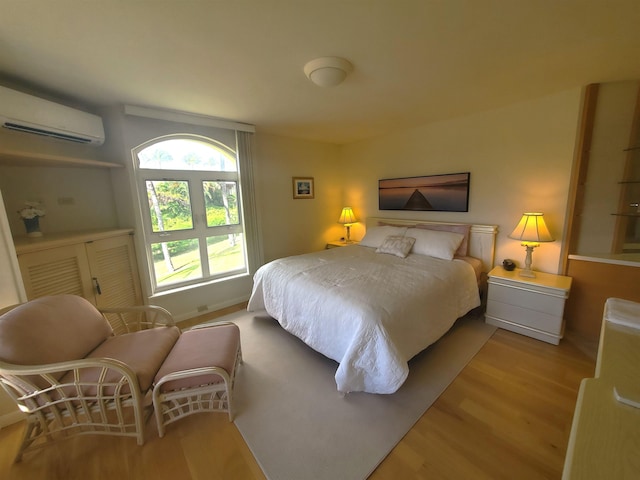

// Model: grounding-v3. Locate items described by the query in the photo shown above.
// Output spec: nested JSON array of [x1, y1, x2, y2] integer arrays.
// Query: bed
[[247, 217, 498, 394]]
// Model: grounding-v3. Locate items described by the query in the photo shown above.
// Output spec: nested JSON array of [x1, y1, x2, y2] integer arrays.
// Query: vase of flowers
[[18, 202, 45, 237]]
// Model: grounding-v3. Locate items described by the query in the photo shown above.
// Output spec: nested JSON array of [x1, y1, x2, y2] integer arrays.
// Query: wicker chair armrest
[[0, 303, 19, 315], [0, 356, 143, 408], [99, 305, 175, 334], [0, 356, 136, 379]]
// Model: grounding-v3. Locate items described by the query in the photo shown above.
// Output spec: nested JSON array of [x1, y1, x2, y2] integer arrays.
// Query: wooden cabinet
[[565, 255, 640, 343], [485, 266, 572, 345], [14, 229, 142, 308]]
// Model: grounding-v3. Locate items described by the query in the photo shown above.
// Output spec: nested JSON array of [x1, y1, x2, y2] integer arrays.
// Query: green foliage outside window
[[137, 137, 245, 291]]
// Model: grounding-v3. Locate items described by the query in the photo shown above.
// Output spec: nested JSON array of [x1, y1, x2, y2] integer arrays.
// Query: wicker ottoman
[[152, 322, 242, 437]]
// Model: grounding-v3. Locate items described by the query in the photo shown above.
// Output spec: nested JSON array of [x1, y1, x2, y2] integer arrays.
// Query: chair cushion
[[63, 326, 180, 393], [0, 295, 113, 368], [154, 323, 240, 392]]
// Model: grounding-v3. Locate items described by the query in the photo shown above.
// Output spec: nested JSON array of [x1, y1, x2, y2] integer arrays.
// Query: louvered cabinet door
[[18, 244, 95, 301], [85, 234, 142, 309]]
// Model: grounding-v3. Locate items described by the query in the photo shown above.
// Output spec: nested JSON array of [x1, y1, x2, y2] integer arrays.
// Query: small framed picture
[[292, 177, 315, 199]]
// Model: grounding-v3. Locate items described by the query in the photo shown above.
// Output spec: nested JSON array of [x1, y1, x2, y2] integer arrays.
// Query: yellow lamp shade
[[338, 207, 357, 243], [338, 207, 357, 225], [508, 212, 554, 244], [508, 212, 553, 278]]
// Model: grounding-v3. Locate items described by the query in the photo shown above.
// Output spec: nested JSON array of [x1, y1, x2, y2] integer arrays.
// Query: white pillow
[[359, 226, 408, 248], [375, 235, 416, 258], [406, 228, 464, 260]]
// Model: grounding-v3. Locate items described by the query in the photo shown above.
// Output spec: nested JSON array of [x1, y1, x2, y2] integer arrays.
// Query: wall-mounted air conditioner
[[0, 85, 105, 145]]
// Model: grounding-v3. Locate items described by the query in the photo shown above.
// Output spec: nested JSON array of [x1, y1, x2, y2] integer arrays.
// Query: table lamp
[[508, 212, 554, 278], [338, 207, 357, 243]]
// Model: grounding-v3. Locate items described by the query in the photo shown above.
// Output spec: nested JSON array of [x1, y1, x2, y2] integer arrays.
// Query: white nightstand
[[485, 266, 572, 345], [326, 240, 359, 249]]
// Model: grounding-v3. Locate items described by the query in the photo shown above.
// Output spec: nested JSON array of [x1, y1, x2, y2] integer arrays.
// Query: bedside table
[[485, 266, 572, 345], [326, 240, 359, 249]]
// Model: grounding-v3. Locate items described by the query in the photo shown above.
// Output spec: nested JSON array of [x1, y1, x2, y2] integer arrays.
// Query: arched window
[[133, 135, 246, 292]]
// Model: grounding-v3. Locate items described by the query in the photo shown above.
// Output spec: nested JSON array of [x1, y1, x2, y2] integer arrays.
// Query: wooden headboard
[[365, 217, 499, 273]]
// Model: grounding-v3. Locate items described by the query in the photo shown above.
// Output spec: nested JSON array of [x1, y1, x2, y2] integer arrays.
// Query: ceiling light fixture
[[304, 57, 353, 87]]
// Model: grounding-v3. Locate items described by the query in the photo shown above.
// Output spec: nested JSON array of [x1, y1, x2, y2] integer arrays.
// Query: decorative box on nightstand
[[485, 266, 572, 345], [326, 240, 359, 249]]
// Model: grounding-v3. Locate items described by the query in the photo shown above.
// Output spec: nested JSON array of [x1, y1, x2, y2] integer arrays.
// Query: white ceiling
[[2, 0, 640, 145]]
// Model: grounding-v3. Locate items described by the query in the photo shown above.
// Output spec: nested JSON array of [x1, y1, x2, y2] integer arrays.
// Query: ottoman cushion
[[154, 323, 240, 392]]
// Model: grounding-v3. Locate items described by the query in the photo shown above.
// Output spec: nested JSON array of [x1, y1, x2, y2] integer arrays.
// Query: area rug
[[209, 310, 496, 480]]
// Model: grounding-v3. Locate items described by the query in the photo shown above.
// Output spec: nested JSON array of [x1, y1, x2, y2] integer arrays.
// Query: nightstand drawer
[[486, 299, 564, 335], [487, 283, 566, 317], [485, 267, 571, 345]]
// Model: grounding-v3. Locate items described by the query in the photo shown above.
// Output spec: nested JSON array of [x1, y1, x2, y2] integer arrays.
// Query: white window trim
[[124, 105, 255, 133], [133, 135, 248, 294]]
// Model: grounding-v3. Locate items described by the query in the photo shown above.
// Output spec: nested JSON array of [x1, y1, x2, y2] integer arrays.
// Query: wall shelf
[[612, 89, 640, 253], [0, 149, 123, 168]]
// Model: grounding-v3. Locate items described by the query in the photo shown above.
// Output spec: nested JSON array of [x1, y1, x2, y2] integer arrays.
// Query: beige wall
[[0, 129, 119, 238], [339, 88, 583, 274], [253, 133, 342, 262], [0, 164, 118, 236]]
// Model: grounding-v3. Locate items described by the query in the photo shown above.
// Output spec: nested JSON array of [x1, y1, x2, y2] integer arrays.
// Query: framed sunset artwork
[[379, 172, 470, 212]]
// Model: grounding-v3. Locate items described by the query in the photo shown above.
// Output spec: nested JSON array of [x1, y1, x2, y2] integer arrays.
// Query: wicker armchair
[[0, 295, 180, 462]]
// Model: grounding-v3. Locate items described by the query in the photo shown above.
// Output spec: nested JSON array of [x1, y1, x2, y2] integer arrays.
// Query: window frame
[[133, 134, 248, 294]]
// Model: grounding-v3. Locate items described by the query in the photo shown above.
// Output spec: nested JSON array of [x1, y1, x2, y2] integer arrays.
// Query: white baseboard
[[173, 294, 249, 323]]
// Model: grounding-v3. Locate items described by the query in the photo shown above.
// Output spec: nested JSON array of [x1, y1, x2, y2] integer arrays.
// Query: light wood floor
[[0, 310, 594, 480]]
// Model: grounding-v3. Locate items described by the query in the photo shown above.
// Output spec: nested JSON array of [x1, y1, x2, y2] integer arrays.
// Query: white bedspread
[[247, 245, 481, 394]]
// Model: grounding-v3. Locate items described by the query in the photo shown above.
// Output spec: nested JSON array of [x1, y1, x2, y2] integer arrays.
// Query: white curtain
[[237, 131, 264, 274]]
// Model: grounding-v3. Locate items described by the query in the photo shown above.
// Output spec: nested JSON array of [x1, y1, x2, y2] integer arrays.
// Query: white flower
[[18, 202, 46, 220]]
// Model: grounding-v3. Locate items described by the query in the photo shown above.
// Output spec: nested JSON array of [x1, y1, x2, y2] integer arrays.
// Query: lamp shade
[[508, 213, 554, 243], [338, 207, 357, 225]]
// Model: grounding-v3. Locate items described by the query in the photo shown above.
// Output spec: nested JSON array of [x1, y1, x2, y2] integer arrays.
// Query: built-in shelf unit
[[612, 94, 640, 253], [0, 149, 123, 168]]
